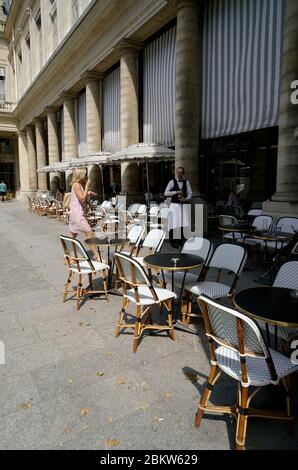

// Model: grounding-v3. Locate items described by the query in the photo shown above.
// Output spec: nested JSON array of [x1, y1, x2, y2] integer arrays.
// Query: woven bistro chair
[[60, 235, 109, 310], [195, 295, 298, 450], [265, 261, 298, 346], [133, 228, 165, 267], [183, 243, 247, 326], [114, 252, 176, 352]]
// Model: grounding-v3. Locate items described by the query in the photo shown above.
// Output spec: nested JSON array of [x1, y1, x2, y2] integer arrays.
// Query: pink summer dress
[[69, 184, 91, 234]]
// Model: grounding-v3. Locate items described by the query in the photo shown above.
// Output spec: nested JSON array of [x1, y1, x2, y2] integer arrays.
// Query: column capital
[[44, 105, 59, 115], [33, 117, 43, 126], [25, 124, 34, 134], [17, 130, 27, 137], [176, 0, 201, 11], [59, 91, 76, 102], [114, 38, 143, 54], [81, 70, 104, 83]]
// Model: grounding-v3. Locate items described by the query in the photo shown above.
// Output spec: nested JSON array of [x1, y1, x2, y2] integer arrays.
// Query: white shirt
[[164, 178, 192, 202]]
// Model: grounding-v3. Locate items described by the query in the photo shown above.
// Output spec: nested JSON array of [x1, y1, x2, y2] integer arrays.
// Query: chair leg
[[181, 291, 190, 325], [88, 273, 93, 290], [167, 299, 176, 340], [102, 269, 109, 302], [115, 297, 128, 337], [235, 384, 249, 450], [194, 364, 219, 428], [133, 309, 142, 353], [76, 274, 83, 310], [185, 292, 193, 327], [63, 270, 72, 302], [281, 375, 295, 436]]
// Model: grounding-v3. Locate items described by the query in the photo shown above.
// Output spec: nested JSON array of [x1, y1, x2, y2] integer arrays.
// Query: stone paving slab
[[0, 201, 297, 450]]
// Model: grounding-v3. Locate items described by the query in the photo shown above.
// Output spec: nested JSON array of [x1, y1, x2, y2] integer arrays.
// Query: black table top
[[143, 252, 204, 271], [85, 237, 129, 246], [234, 287, 298, 327], [252, 230, 294, 241], [219, 224, 254, 232]]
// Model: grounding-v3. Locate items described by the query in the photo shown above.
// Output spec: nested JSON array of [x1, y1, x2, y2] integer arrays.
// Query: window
[[49, 0, 58, 50], [35, 11, 43, 67], [18, 50, 22, 64]]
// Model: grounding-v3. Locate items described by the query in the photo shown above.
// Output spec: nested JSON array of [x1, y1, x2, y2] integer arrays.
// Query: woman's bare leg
[[85, 231, 100, 260]]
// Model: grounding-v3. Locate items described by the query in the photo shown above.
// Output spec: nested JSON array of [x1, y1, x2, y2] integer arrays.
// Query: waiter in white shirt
[[164, 167, 192, 248]]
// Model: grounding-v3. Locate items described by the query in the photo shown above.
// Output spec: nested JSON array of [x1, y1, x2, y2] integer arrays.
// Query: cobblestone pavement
[[0, 201, 297, 450]]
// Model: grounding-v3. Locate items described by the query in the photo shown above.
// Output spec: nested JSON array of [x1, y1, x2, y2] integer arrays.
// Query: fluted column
[[46, 107, 61, 192], [175, 0, 200, 194], [35, 118, 48, 191], [263, 0, 298, 216], [118, 39, 142, 194], [26, 125, 38, 191], [17, 130, 30, 201], [83, 71, 102, 153]]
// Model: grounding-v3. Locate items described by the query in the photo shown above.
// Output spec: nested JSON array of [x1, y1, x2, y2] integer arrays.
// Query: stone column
[[35, 118, 48, 191], [83, 71, 102, 154], [17, 131, 30, 201], [46, 107, 61, 192], [263, 0, 298, 217], [26, 125, 38, 191], [175, 0, 200, 195], [61, 93, 77, 161], [118, 39, 142, 196], [61, 93, 77, 191], [175, 0, 207, 234], [82, 72, 103, 198]]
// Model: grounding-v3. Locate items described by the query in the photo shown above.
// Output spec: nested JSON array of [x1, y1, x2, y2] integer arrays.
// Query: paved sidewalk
[[0, 201, 297, 450]]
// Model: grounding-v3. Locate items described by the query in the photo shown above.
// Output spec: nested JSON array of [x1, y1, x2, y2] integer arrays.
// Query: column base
[[262, 200, 298, 219]]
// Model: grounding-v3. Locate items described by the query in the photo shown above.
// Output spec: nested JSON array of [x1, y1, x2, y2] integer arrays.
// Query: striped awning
[[68, 153, 111, 168], [201, 0, 285, 139], [37, 161, 72, 173]]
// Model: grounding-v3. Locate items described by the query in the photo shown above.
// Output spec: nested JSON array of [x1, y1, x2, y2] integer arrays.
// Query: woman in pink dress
[[69, 170, 98, 258]]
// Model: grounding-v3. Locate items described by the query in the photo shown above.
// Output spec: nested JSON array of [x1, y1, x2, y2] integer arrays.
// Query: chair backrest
[[218, 214, 238, 226], [204, 243, 247, 292], [115, 252, 156, 302], [253, 215, 273, 230], [60, 235, 94, 271], [198, 295, 277, 386], [142, 229, 165, 252], [247, 209, 262, 216], [127, 225, 145, 246], [159, 207, 171, 219], [181, 237, 212, 263], [273, 261, 298, 290], [276, 217, 298, 234], [149, 205, 159, 217], [127, 203, 140, 215], [137, 204, 147, 215]]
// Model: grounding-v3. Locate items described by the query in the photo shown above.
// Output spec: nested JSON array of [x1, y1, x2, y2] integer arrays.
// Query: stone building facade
[[0, 0, 296, 217]]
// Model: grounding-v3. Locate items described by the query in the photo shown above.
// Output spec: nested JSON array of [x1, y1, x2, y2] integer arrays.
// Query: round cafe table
[[219, 224, 254, 243], [143, 252, 204, 324], [234, 287, 298, 348]]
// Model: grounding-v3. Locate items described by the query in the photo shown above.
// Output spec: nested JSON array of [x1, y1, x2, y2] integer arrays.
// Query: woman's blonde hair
[[71, 169, 87, 185]]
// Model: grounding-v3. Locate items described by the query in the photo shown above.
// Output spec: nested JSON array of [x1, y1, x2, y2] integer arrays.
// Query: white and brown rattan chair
[[133, 228, 165, 267], [60, 235, 109, 310], [183, 243, 247, 326], [195, 295, 298, 450], [114, 252, 176, 352]]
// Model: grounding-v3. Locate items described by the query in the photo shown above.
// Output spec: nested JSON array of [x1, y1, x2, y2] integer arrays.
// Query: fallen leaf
[[96, 371, 105, 377], [163, 392, 172, 399], [105, 438, 120, 448], [107, 416, 113, 423], [104, 351, 113, 357], [80, 407, 90, 416], [154, 417, 164, 421], [19, 402, 32, 410], [137, 401, 150, 411], [116, 377, 127, 385], [185, 372, 198, 383], [64, 426, 73, 434], [68, 379, 73, 384]]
